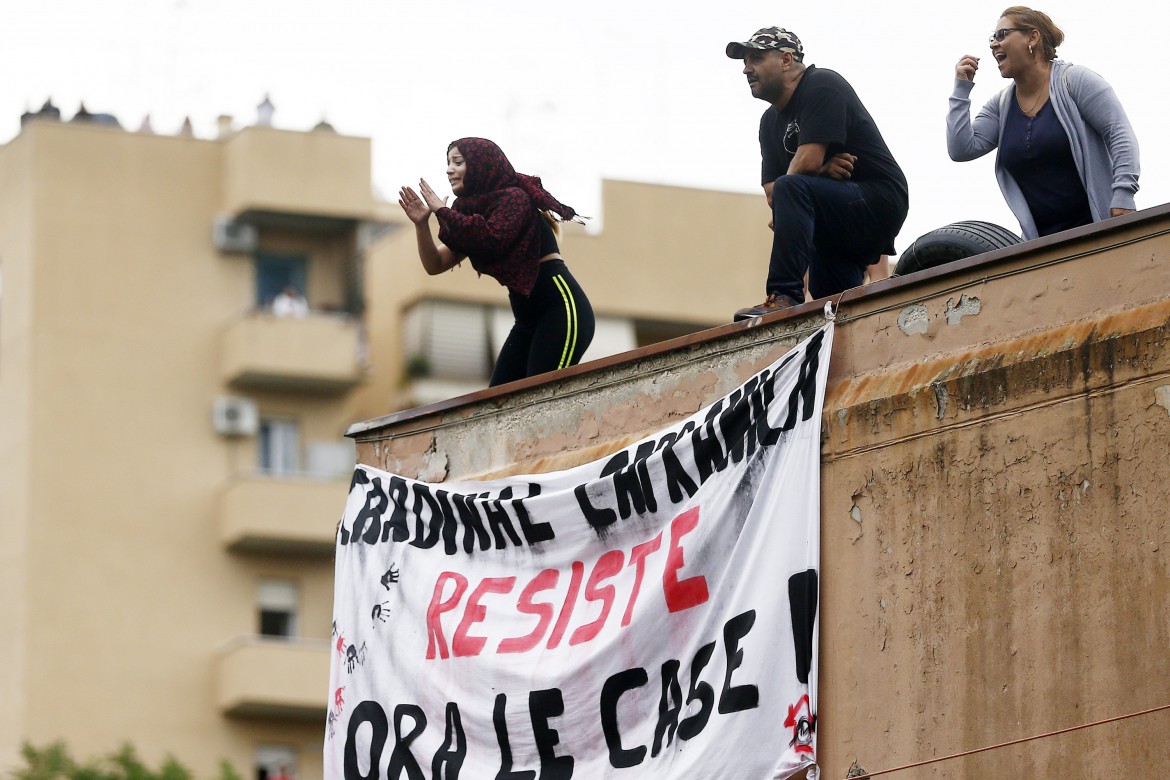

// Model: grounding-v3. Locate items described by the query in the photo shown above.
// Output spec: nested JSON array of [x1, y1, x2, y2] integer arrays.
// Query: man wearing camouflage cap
[[727, 27, 909, 319]]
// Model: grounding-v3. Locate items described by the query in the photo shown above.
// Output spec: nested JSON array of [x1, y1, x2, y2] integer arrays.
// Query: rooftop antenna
[[257, 94, 275, 127]]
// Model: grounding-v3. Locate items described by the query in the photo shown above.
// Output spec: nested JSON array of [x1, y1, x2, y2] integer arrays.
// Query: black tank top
[[536, 213, 560, 257]]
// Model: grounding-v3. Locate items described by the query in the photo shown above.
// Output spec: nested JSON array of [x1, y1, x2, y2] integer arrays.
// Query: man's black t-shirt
[[760, 65, 908, 204]]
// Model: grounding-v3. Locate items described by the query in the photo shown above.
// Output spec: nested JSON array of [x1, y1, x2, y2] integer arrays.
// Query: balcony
[[222, 312, 365, 392], [222, 126, 385, 224], [216, 637, 330, 720], [221, 474, 346, 555]]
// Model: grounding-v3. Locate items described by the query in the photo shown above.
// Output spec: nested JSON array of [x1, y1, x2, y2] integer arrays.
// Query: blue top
[[999, 98, 1091, 236]]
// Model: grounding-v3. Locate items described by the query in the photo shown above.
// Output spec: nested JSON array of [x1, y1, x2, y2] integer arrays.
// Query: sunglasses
[[989, 27, 1029, 43]]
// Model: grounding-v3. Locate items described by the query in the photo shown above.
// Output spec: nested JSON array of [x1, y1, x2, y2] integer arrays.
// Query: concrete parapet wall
[[353, 313, 816, 481]]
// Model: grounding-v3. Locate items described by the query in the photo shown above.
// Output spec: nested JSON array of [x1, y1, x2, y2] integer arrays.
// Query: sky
[[2, 0, 1167, 252]]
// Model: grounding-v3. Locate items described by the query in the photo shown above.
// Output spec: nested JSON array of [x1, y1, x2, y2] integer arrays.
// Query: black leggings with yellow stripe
[[490, 259, 595, 387]]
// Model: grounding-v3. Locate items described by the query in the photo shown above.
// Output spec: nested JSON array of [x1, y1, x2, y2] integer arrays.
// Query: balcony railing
[[220, 473, 346, 555], [221, 312, 365, 393], [216, 636, 330, 720]]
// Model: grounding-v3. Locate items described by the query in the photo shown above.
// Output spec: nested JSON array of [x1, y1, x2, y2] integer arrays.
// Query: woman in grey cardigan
[[947, 6, 1139, 240]]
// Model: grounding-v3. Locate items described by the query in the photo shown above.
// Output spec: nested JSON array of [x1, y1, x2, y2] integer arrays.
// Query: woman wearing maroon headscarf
[[399, 137, 595, 387]]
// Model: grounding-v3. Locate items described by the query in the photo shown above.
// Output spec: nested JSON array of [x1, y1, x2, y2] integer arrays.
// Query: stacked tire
[[894, 221, 1021, 276]]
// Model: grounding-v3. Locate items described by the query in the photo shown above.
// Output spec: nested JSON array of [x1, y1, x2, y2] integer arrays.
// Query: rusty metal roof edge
[[347, 203, 1170, 439]]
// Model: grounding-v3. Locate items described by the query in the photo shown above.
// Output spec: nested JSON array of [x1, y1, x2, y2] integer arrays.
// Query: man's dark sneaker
[[733, 292, 802, 321]]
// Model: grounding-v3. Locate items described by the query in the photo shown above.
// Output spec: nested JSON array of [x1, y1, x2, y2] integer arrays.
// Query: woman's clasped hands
[[397, 179, 448, 224]]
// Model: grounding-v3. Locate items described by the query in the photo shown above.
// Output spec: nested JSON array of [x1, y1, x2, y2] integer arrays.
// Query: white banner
[[327, 322, 833, 780]]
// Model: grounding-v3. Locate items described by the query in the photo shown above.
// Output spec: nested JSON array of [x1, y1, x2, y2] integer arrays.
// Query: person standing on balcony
[[947, 7, 1139, 239], [728, 27, 909, 321], [398, 137, 595, 387], [271, 284, 309, 318]]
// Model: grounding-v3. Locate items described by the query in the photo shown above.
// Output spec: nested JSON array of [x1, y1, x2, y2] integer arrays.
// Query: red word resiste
[[426, 506, 710, 659]]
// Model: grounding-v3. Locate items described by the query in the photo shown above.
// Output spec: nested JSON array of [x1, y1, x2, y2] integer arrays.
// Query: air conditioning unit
[[212, 395, 259, 437], [212, 215, 258, 254]]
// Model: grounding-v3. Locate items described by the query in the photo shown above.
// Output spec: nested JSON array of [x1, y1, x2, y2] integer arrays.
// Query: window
[[305, 439, 356, 478], [258, 418, 300, 475], [254, 253, 307, 310], [402, 300, 492, 381], [257, 579, 298, 639], [400, 299, 703, 383], [584, 316, 637, 360], [255, 745, 297, 780]]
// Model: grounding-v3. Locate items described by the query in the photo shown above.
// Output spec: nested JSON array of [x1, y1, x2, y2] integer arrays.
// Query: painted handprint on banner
[[380, 564, 400, 590], [345, 641, 367, 672]]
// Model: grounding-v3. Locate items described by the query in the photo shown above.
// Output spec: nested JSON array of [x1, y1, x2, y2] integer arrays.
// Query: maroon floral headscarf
[[436, 137, 582, 296]]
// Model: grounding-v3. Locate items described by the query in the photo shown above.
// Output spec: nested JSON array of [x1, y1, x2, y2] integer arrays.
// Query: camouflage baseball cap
[[726, 27, 804, 61]]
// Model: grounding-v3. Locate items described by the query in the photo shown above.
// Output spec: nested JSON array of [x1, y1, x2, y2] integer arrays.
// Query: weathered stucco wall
[[821, 300, 1170, 776], [350, 208, 1170, 778]]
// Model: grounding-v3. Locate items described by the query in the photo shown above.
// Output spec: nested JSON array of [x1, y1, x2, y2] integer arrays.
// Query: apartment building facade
[[0, 116, 776, 778], [0, 115, 392, 779]]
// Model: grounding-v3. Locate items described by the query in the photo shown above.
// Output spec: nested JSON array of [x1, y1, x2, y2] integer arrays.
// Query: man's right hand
[[955, 55, 979, 81], [821, 153, 857, 181]]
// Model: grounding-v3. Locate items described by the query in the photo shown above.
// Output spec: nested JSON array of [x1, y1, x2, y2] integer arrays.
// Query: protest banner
[[327, 322, 833, 779]]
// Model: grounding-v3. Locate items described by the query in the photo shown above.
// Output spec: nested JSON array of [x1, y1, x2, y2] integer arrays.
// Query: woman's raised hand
[[418, 178, 448, 212], [398, 186, 431, 224], [956, 55, 980, 81]]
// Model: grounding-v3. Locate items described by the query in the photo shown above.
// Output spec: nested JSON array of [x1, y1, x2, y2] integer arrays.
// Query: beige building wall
[[0, 116, 800, 777], [0, 121, 377, 778], [0, 108, 37, 770], [567, 179, 776, 322]]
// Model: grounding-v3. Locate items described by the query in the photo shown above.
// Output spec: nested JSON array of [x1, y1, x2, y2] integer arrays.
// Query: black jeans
[[767, 175, 908, 302], [490, 260, 595, 387]]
